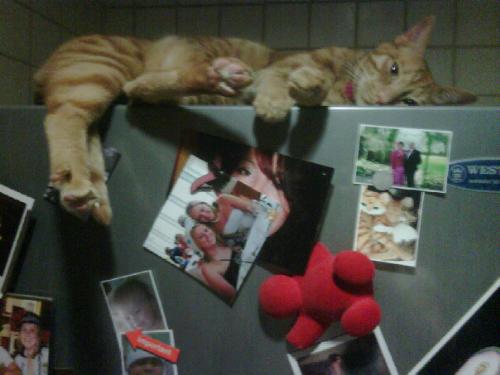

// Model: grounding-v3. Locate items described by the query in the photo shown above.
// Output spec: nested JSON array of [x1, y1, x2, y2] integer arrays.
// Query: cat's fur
[[250, 16, 476, 122], [356, 188, 418, 261], [35, 16, 475, 225], [35, 35, 273, 224]]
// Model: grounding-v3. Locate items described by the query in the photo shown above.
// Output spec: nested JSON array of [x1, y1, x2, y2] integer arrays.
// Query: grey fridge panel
[[0, 105, 498, 374]]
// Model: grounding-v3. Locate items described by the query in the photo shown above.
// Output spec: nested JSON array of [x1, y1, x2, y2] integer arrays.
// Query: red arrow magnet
[[125, 329, 180, 363]]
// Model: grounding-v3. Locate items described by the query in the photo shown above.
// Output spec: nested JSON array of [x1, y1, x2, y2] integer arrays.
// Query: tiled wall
[[0, 0, 498, 105]]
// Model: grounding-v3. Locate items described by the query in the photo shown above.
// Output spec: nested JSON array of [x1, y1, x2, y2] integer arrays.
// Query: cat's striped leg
[[123, 58, 253, 102], [45, 104, 98, 220], [44, 82, 119, 223], [87, 131, 112, 225]]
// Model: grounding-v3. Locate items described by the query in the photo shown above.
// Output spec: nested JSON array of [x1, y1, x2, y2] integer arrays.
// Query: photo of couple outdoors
[[355, 125, 452, 193], [144, 132, 333, 304]]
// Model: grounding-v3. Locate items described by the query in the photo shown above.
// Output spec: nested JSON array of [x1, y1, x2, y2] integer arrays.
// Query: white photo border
[[352, 123, 453, 194], [287, 327, 398, 375], [352, 185, 425, 268], [408, 278, 500, 375], [0, 184, 34, 297]]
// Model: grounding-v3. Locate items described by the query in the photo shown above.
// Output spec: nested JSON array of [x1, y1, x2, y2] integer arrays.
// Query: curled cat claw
[[208, 58, 253, 96]]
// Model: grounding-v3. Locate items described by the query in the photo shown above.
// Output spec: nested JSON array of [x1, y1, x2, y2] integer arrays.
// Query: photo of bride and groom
[[354, 124, 452, 193]]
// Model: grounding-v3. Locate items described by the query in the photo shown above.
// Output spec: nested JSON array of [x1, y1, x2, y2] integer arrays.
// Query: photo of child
[[121, 330, 178, 375], [0, 294, 52, 375], [101, 271, 168, 334]]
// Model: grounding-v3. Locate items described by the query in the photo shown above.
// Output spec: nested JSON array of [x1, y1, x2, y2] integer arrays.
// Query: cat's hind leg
[[87, 131, 112, 225], [43, 83, 120, 223], [123, 58, 253, 102]]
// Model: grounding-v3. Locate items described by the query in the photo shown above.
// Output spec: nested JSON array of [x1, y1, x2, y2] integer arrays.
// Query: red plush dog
[[259, 242, 381, 349]]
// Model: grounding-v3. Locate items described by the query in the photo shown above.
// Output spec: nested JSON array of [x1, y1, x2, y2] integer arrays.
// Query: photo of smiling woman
[[179, 132, 334, 275]]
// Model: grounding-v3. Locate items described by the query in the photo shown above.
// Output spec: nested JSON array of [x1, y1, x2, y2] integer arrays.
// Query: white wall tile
[[425, 49, 453, 86], [407, 0, 455, 46], [177, 6, 218, 36], [220, 5, 263, 42], [104, 8, 135, 35], [264, 3, 308, 49], [0, 0, 31, 62], [310, 2, 355, 48], [456, 48, 499, 95], [457, 0, 499, 45], [60, 1, 103, 35], [136, 7, 176, 39], [32, 13, 62, 67], [0, 55, 32, 105], [358, 1, 404, 47], [30, 0, 66, 25]]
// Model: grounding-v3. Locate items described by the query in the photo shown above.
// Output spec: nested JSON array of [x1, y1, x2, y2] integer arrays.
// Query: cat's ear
[[431, 85, 477, 105], [395, 15, 435, 55]]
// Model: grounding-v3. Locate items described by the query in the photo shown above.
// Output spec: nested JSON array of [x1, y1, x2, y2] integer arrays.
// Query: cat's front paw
[[253, 94, 294, 123], [123, 78, 156, 101], [288, 66, 329, 106], [208, 58, 253, 96]]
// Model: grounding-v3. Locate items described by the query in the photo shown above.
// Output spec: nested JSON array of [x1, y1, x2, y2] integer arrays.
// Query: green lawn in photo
[[420, 154, 448, 190]]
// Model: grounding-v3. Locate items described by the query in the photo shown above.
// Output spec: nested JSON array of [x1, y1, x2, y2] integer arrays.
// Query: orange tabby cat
[[251, 16, 476, 122], [35, 35, 273, 224]]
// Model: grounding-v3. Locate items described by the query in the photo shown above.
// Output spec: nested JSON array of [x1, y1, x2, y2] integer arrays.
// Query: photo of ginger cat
[[35, 15, 475, 224], [355, 186, 421, 263]]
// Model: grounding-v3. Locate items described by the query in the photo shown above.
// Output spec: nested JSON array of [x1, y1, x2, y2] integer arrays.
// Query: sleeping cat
[[35, 35, 274, 224], [356, 187, 418, 262], [36, 15, 475, 225], [250, 15, 476, 122]]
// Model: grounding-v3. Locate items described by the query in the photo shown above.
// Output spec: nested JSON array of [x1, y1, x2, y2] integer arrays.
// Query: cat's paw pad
[[59, 180, 100, 219], [208, 58, 253, 96], [253, 94, 294, 123], [288, 66, 328, 105]]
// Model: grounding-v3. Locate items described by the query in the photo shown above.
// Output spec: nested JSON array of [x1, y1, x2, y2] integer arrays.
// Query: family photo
[[165, 132, 334, 276], [144, 153, 277, 304], [287, 328, 397, 375], [354, 124, 452, 193], [354, 185, 423, 267], [144, 132, 333, 303], [0, 294, 52, 375]]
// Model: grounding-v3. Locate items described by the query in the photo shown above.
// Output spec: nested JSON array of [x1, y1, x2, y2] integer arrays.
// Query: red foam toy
[[259, 242, 381, 349]]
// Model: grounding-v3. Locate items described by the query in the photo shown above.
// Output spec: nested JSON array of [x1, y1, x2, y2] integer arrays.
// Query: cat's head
[[360, 190, 390, 215], [351, 16, 476, 106]]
